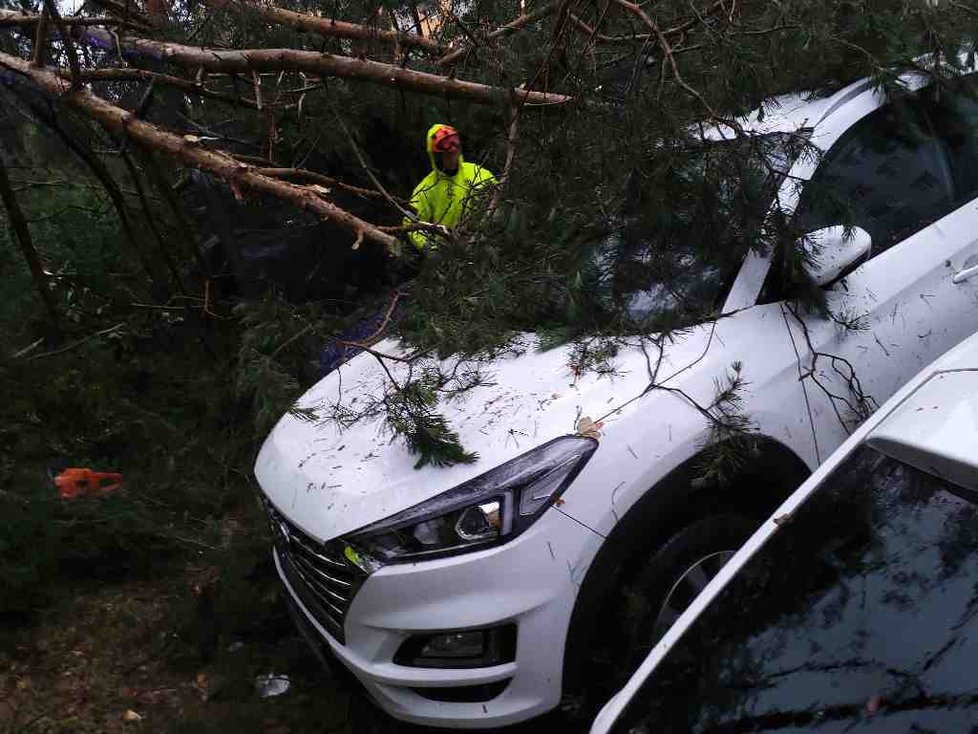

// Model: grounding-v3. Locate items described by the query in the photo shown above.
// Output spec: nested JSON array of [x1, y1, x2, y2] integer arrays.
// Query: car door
[[787, 86, 978, 458], [600, 444, 978, 733]]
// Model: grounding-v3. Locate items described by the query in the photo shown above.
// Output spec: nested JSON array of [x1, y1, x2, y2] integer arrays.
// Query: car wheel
[[619, 513, 754, 665], [570, 512, 755, 717]]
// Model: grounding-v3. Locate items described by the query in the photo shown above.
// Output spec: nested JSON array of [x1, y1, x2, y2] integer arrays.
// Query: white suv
[[591, 329, 978, 734], [255, 69, 978, 728]]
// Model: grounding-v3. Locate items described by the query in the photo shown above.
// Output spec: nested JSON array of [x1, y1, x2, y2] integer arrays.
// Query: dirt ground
[[0, 579, 414, 734], [0, 575, 567, 734]]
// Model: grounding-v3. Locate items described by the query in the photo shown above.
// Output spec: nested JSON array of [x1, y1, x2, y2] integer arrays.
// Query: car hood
[[255, 327, 724, 542]]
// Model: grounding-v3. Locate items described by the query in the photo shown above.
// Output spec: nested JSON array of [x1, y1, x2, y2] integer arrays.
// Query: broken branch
[[0, 10, 117, 27], [70, 25, 571, 106], [0, 50, 400, 252], [205, 0, 445, 54]]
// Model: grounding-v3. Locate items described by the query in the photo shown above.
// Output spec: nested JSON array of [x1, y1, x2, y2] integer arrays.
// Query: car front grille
[[264, 498, 365, 644]]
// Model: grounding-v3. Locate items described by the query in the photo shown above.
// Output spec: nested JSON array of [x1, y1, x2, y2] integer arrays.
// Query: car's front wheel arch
[[559, 435, 809, 712]]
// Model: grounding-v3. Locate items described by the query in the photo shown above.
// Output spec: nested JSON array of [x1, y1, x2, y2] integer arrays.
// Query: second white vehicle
[[255, 68, 978, 728], [592, 326, 978, 734]]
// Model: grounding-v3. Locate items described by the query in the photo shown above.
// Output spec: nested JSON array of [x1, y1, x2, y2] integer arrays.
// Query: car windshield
[[611, 445, 978, 733], [589, 133, 796, 329]]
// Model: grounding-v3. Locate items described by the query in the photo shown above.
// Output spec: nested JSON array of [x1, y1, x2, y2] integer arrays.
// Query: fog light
[[394, 624, 517, 669], [422, 631, 486, 659]]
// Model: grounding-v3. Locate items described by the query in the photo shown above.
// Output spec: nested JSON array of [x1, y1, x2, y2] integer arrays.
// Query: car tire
[[619, 513, 755, 664], [568, 512, 755, 720]]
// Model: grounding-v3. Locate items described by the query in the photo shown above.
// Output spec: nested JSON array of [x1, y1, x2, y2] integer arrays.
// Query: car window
[[795, 97, 954, 257], [611, 445, 978, 733], [923, 76, 978, 207], [595, 134, 794, 328]]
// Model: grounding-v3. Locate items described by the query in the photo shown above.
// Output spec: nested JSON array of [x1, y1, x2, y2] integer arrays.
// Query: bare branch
[[69, 24, 572, 106], [0, 50, 401, 252], [609, 0, 720, 120], [253, 166, 392, 201], [42, 0, 81, 88], [205, 0, 445, 54], [0, 146, 59, 327], [67, 67, 266, 109], [0, 10, 118, 27], [31, 7, 49, 67], [437, 0, 562, 66]]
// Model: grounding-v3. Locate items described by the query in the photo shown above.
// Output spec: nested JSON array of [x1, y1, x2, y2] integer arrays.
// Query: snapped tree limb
[[0, 50, 400, 252], [207, 0, 445, 54], [71, 25, 572, 106], [5, 11, 572, 105], [0, 9, 118, 27]]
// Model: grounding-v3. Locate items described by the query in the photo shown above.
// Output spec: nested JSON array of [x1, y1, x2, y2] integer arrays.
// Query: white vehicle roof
[[591, 328, 978, 734]]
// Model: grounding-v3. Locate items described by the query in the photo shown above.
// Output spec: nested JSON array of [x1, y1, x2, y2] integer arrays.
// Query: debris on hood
[[575, 416, 605, 440]]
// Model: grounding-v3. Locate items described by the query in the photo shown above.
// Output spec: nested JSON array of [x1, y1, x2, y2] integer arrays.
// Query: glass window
[[612, 446, 978, 733], [923, 76, 978, 206], [593, 134, 795, 328], [796, 98, 954, 257]]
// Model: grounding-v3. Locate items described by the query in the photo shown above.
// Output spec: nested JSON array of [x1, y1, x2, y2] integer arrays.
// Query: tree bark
[[0, 149, 59, 327], [207, 0, 445, 54], [0, 50, 401, 252], [72, 25, 571, 106], [0, 10, 117, 27], [31, 7, 49, 67]]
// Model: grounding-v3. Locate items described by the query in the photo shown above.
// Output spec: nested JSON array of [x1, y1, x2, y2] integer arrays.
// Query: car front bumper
[[274, 506, 603, 729]]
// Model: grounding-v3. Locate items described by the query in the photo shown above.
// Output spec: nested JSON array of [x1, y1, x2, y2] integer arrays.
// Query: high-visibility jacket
[[405, 123, 497, 250]]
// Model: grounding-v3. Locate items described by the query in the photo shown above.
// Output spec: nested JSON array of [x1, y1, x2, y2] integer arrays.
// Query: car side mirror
[[803, 225, 872, 287]]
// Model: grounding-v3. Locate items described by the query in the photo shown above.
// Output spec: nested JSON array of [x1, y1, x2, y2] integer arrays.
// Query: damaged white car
[[255, 70, 978, 728]]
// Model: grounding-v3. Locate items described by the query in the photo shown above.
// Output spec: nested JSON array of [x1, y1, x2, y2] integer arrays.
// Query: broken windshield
[[612, 445, 978, 733]]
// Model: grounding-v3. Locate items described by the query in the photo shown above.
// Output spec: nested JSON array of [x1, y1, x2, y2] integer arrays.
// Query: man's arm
[[405, 179, 431, 250]]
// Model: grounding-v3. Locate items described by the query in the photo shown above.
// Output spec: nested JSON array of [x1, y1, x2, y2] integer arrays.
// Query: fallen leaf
[[123, 709, 143, 722], [576, 416, 604, 439]]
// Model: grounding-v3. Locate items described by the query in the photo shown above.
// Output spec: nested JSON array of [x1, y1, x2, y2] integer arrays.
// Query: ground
[[0, 576, 403, 733]]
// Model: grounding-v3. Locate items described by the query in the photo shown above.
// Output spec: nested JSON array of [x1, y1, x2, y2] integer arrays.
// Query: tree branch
[[205, 0, 445, 54], [253, 167, 393, 201], [0, 10, 117, 27], [31, 7, 49, 67], [0, 50, 401, 252], [0, 146, 59, 327], [42, 0, 81, 89], [437, 0, 562, 66], [66, 24, 571, 106], [69, 67, 265, 109]]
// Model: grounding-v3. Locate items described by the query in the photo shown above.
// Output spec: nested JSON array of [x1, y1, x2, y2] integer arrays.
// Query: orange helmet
[[429, 124, 460, 153]]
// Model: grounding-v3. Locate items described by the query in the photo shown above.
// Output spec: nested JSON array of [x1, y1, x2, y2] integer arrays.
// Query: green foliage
[[693, 361, 759, 488], [384, 368, 479, 469], [233, 295, 342, 438]]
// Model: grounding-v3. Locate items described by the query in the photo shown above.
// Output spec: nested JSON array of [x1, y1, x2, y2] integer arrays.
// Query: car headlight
[[344, 436, 598, 570]]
